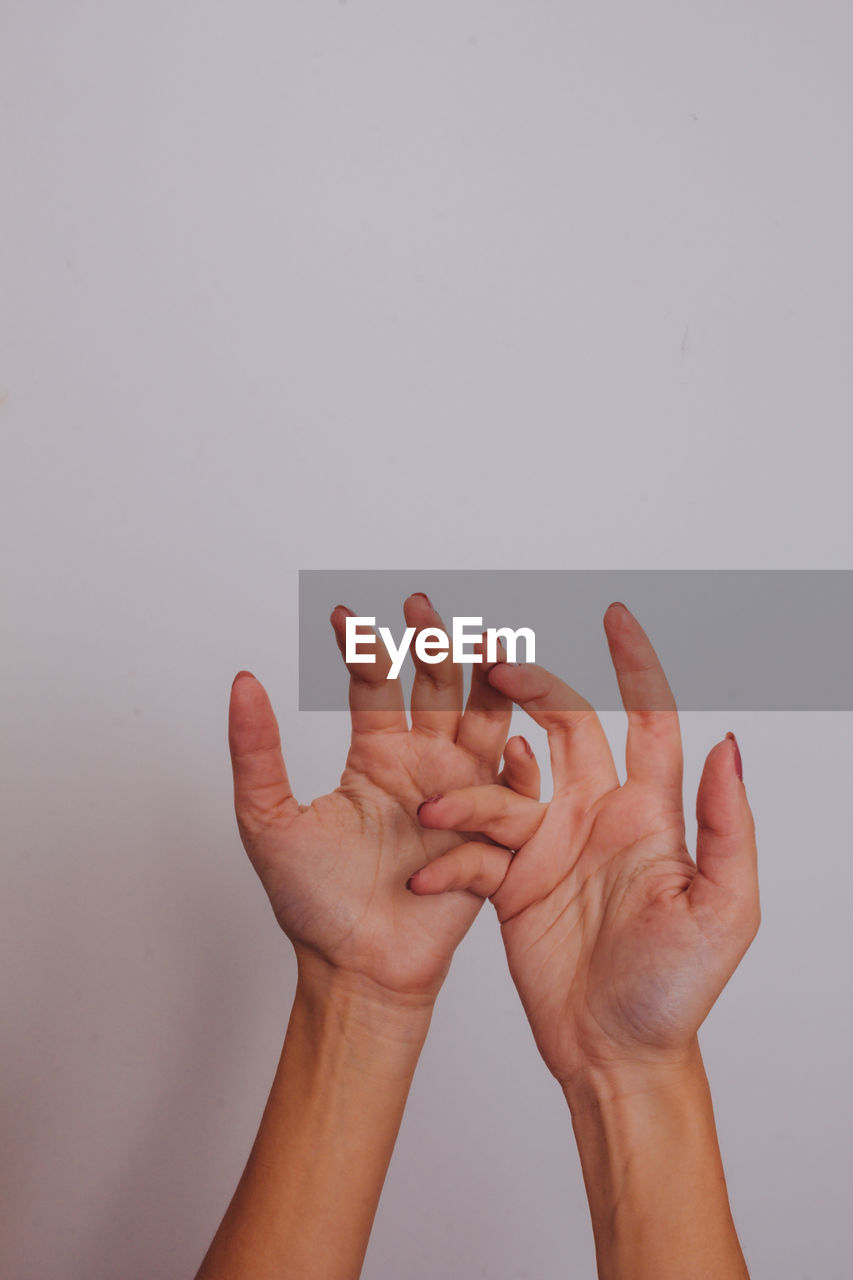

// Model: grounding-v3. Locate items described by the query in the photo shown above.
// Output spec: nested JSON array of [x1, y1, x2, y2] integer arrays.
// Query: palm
[[246, 730, 496, 997], [499, 783, 718, 1077]]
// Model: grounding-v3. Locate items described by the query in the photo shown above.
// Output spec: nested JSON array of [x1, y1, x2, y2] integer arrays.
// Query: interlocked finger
[[407, 841, 513, 899], [417, 784, 544, 851]]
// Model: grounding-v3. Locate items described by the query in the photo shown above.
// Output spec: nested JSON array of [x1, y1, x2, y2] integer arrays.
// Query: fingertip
[[725, 731, 744, 782], [603, 601, 634, 634], [500, 733, 541, 800], [406, 590, 433, 609], [403, 592, 437, 630], [229, 671, 269, 724], [486, 661, 520, 689], [479, 634, 507, 670], [705, 733, 743, 787], [487, 661, 545, 706], [406, 865, 441, 895], [416, 795, 444, 826], [503, 733, 537, 768], [696, 735, 752, 837]]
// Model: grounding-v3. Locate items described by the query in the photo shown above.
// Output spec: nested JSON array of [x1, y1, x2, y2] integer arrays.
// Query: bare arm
[[194, 593, 537, 1278], [196, 962, 433, 1280], [566, 1045, 748, 1280]]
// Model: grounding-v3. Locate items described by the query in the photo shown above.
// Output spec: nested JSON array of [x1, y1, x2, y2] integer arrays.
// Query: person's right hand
[[407, 603, 759, 1090], [228, 592, 538, 1012]]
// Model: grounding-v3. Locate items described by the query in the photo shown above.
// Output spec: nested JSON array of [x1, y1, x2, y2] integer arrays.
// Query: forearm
[[196, 957, 434, 1280], [565, 1040, 749, 1280]]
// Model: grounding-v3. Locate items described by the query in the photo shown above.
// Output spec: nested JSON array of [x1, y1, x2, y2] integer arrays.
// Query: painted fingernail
[[416, 795, 442, 817], [412, 592, 432, 608], [726, 731, 743, 781]]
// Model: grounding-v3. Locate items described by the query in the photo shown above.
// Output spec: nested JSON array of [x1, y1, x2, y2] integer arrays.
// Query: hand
[[407, 602, 759, 1087], [227, 592, 539, 1009]]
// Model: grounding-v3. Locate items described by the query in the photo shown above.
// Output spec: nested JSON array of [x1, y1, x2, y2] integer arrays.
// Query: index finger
[[486, 662, 617, 797]]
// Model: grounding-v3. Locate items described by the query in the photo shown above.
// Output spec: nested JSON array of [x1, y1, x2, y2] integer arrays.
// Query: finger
[[603, 602, 683, 793], [403, 592, 464, 739], [228, 671, 300, 837], [407, 841, 513, 899], [330, 605, 408, 736], [456, 633, 513, 765], [690, 733, 759, 933], [498, 734, 540, 799], [417, 785, 544, 850], [487, 662, 618, 797]]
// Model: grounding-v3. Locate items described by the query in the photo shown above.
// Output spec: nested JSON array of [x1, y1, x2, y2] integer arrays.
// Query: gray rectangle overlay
[[298, 571, 853, 711]]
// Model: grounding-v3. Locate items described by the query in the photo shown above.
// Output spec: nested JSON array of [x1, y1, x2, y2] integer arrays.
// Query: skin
[[409, 602, 759, 1279], [195, 592, 538, 1280]]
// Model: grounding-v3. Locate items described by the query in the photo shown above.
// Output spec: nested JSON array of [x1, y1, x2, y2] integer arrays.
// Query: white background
[[2, 3, 851, 1277]]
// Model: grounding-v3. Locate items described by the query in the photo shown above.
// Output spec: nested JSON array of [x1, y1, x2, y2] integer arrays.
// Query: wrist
[[561, 1037, 707, 1119], [564, 1040, 719, 1186], [293, 948, 437, 1061], [197, 947, 435, 1279], [564, 1041, 747, 1279]]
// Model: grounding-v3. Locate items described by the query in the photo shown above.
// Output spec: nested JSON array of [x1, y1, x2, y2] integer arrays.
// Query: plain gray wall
[[2, 3, 851, 1277]]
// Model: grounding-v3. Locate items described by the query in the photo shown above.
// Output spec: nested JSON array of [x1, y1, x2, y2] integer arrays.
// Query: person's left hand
[[407, 603, 759, 1086]]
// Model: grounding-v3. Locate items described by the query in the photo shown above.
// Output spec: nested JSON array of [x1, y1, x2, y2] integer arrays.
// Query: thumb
[[228, 671, 299, 839], [690, 733, 759, 928]]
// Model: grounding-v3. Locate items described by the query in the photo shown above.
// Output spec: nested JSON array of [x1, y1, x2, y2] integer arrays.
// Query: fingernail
[[330, 604, 351, 622], [519, 736, 534, 757], [416, 795, 442, 817], [406, 874, 417, 892], [232, 670, 254, 686], [726, 731, 743, 782], [412, 592, 432, 608]]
